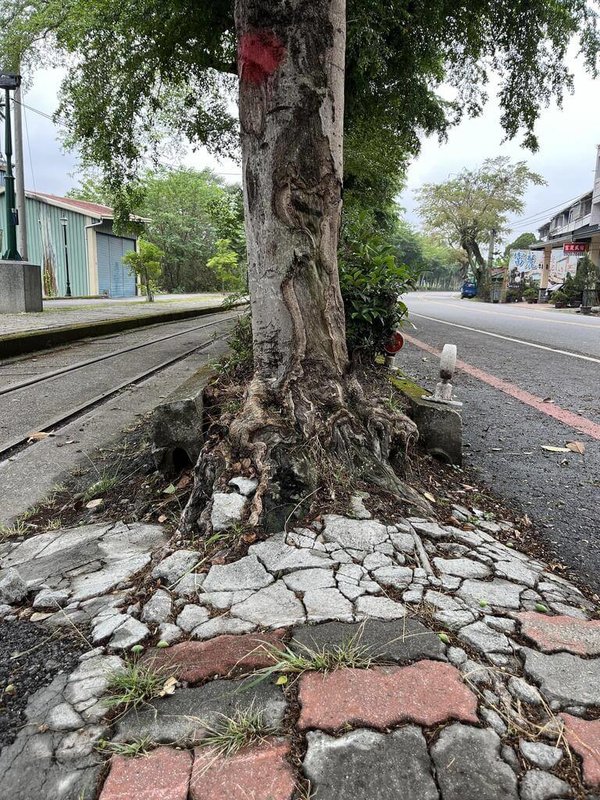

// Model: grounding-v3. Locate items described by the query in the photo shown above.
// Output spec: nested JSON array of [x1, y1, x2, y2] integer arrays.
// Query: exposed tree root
[[180, 367, 432, 536]]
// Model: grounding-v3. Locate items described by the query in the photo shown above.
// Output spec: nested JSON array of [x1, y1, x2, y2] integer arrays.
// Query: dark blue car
[[460, 281, 477, 298]]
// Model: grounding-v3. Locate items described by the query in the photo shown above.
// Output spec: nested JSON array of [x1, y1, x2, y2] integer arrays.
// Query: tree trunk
[[181, 0, 425, 534]]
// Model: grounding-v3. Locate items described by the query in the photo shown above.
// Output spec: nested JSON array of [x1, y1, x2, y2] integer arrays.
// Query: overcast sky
[[16, 60, 600, 243]]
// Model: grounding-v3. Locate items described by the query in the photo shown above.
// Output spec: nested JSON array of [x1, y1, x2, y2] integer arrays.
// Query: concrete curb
[[0, 302, 246, 359], [389, 374, 463, 465]]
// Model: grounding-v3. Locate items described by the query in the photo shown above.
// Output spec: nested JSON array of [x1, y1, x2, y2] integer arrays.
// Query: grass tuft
[[104, 661, 168, 713], [255, 630, 374, 683], [199, 703, 276, 758], [83, 470, 120, 502], [97, 736, 155, 757]]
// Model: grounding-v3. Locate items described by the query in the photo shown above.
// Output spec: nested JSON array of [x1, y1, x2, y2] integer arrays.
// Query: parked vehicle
[[460, 281, 477, 298]]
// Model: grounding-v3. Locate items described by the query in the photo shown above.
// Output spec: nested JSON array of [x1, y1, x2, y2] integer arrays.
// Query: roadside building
[[530, 146, 600, 297], [0, 176, 139, 297]]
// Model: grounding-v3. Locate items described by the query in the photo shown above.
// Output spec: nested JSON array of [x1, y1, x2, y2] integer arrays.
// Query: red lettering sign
[[563, 242, 588, 253]]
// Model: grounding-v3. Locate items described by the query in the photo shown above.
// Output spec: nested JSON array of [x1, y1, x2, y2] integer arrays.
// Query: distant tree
[[207, 238, 244, 292], [504, 232, 538, 257], [416, 158, 545, 296], [67, 170, 113, 206], [123, 239, 163, 302]]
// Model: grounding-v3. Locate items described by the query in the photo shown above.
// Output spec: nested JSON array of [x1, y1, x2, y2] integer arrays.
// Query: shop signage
[[563, 242, 588, 254]]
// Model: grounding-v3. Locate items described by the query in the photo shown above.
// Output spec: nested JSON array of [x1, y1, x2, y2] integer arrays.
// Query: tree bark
[[181, 0, 425, 533]]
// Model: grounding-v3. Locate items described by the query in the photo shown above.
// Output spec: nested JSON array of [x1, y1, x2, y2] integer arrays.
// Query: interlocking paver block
[[113, 679, 286, 745], [289, 618, 446, 663], [302, 727, 438, 800], [142, 631, 285, 684], [99, 746, 192, 800], [561, 713, 600, 787], [521, 648, 600, 707], [298, 660, 478, 730], [430, 723, 518, 800], [517, 613, 600, 655], [189, 739, 295, 800]]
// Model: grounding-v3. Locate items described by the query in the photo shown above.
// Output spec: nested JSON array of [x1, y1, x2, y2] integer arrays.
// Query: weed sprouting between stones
[[198, 703, 276, 759], [104, 660, 170, 713], [97, 736, 155, 758]]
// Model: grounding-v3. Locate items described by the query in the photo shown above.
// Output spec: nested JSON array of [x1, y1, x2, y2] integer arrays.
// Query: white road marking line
[[409, 298, 600, 328], [409, 312, 600, 365]]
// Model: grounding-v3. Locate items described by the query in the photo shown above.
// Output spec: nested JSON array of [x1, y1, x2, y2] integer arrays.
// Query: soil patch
[[0, 621, 86, 749]]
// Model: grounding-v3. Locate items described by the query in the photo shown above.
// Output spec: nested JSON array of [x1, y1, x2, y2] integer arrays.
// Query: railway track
[[0, 311, 240, 461]]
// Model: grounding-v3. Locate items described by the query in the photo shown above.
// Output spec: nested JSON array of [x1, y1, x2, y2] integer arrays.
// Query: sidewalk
[[0, 496, 598, 799], [0, 294, 228, 337]]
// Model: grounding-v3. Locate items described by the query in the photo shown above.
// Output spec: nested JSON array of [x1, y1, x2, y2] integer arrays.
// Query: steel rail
[[0, 311, 239, 398], [0, 331, 230, 461]]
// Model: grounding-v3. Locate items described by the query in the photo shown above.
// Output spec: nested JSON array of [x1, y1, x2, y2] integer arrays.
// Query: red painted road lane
[[403, 333, 600, 442]]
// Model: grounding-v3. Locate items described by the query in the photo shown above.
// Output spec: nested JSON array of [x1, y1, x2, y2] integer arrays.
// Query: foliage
[[550, 289, 568, 306], [416, 157, 545, 293], [199, 704, 276, 758], [523, 287, 539, 301], [104, 661, 167, 712], [207, 239, 245, 292], [123, 239, 163, 302], [504, 232, 538, 258], [560, 271, 584, 304], [3, 0, 599, 226], [577, 253, 600, 290], [215, 313, 253, 376], [339, 223, 413, 359]]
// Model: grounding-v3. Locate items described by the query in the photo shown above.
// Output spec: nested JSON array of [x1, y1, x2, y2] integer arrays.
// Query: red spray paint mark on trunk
[[239, 31, 285, 84]]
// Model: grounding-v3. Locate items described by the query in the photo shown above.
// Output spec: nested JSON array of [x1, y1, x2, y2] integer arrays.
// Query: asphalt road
[[402, 292, 600, 594]]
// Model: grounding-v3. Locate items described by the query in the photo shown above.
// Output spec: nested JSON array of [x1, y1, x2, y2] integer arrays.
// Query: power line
[[508, 191, 591, 229]]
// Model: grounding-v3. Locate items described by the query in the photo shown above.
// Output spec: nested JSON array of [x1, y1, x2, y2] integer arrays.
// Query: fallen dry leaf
[[159, 676, 178, 697], [176, 474, 191, 490], [157, 514, 168, 523], [423, 491, 436, 503], [566, 441, 586, 455], [27, 431, 54, 442]]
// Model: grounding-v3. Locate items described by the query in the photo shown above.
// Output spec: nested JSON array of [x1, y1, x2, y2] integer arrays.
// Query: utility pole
[[1, 73, 22, 261], [14, 74, 28, 260]]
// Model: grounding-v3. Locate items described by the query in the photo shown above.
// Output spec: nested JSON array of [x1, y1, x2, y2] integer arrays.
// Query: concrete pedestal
[[0, 261, 43, 313]]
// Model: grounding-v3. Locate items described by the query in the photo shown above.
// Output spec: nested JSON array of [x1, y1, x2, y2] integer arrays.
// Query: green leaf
[[534, 603, 549, 613], [163, 484, 177, 495], [131, 644, 144, 654], [156, 640, 170, 648], [275, 675, 288, 686]]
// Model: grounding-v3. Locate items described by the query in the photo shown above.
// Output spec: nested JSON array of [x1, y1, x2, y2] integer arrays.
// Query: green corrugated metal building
[[0, 188, 139, 297]]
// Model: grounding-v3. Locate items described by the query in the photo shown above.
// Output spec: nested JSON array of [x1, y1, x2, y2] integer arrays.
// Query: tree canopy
[[415, 157, 545, 288], [2, 0, 599, 217]]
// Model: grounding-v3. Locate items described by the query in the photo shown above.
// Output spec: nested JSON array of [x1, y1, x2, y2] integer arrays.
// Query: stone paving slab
[[430, 724, 519, 800], [189, 740, 295, 800], [141, 631, 285, 684], [2, 509, 600, 800], [304, 727, 439, 800], [517, 612, 600, 655], [113, 679, 286, 745], [99, 747, 192, 800], [297, 661, 478, 730], [289, 618, 446, 663], [561, 714, 600, 787]]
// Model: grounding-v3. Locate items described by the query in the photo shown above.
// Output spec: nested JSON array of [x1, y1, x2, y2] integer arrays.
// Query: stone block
[[390, 375, 462, 465], [0, 261, 43, 313], [151, 366, 211, 473]]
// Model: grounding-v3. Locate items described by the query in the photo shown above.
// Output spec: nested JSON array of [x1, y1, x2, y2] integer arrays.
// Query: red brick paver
[[561, 714, 600, 787], [142, 631, 285, 684], [189, 739, 295, 800], [297, 660, 478, 730], [99, 746, 192, 800], [517, 613, 600, 656]]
